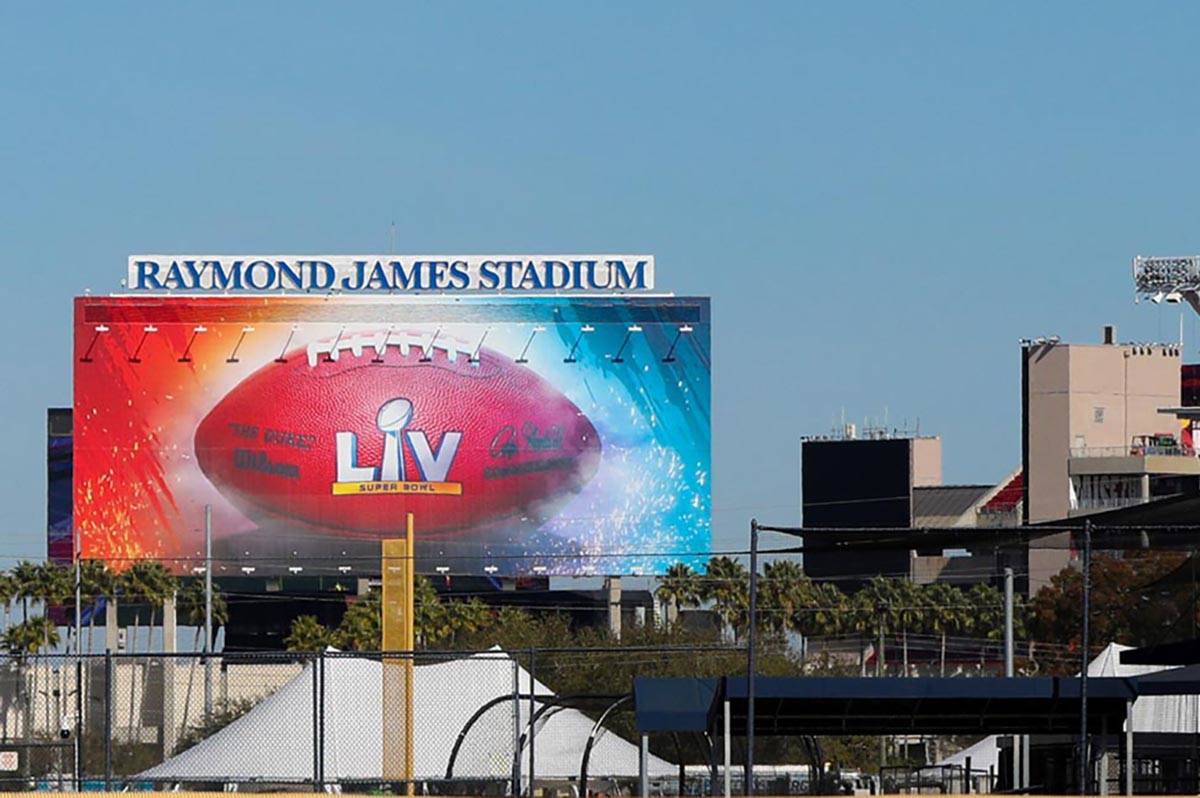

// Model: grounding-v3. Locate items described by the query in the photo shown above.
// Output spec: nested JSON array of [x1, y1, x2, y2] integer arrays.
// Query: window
[[1094, 406, 1106, 423]]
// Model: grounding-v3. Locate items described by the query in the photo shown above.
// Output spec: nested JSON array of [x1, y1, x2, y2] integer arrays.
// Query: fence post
[[74, 655, 83, 790], [528, 647, 536, 796], [104, 650, 112, 790], [312, 653, 320, 792], [318, 650, 326, 789], [511, 657, 521, 795]]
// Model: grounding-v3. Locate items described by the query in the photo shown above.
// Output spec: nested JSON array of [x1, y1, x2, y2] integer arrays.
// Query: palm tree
[[968, 583, 1004, 672], [444, 599, 491, 644], [701, 557, 748, 642], [120, 561, 178, 652], [845, 590, 878, 676], [656, 563, 702, 626], [2, 617, 57, 657], [285, 616, 333, 651], [413, 576, 447, 647], [119, 561, 178, 742], [0, 573, 15, 635], [78, 560, 116, 655], [890, 579, 923, 676], [11, 561, 40, 623], [3, 616, 59, 742], [30, 563, 71, 651], [177, 579, 229, 736], [923, 582, 965, 676], [792, 580, 845, 663], [760, 560, 805, 637], [335, 591, 382, 651]]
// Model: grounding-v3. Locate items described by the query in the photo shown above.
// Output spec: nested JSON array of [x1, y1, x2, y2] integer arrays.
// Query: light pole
[[745, 518, 759, 797], [1079, 519, 1092, 796]]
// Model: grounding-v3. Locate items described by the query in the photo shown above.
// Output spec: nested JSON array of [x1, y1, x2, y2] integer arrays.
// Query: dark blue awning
[[634, 675, 1136, 736], [632, 677, 720, 733]]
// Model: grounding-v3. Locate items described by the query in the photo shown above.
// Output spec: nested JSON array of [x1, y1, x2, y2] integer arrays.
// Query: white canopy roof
[[940, 642, 1200, 771], [141, 648, 672, 783]]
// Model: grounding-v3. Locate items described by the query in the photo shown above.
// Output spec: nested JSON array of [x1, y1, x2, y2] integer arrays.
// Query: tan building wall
[[1024, 338, 1180, 589], [911, 437, 942, 487], [1022, 336, 1180, 585], [1026, 340, 1180, 523]]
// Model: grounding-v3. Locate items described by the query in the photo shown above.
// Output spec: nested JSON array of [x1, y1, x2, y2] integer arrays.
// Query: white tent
[[140, 649, 672, 784], [939, 642, 1199, 770]]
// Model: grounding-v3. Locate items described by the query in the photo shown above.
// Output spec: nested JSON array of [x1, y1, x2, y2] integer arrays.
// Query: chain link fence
[[0, 646, 734, 793]]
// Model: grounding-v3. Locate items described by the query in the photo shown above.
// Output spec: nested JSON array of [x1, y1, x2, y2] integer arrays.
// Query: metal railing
[[1069, 445, 1194, 458]]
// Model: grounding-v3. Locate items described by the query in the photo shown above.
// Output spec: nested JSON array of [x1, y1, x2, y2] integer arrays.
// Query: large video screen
[[47, 408, 73, 564], [73, 296, 710, 575]]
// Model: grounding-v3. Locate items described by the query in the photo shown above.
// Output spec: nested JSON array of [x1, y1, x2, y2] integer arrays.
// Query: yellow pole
[[381, 512, 415, 794], [404, 512, 414, 797]]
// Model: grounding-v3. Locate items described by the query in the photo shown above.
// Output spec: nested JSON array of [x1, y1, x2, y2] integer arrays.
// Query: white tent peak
[[141, 648, 671, 783], [940, 641, 1195, 771]]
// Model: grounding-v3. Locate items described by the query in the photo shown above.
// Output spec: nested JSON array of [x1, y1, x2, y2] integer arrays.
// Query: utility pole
[[204, 504, 214, 721], [745, 519, 759, 797], [1004, 567, 1014, 677], [1004, 566, 1017, 792], [1079, 520, 1092, 796], [73, 530, 82, 790]]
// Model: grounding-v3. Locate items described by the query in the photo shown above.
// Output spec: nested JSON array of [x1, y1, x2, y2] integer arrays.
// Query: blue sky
[[3, 3, 1200, 561]]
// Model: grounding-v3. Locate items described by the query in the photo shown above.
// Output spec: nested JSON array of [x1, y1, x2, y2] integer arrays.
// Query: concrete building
[[801, 432, 1020, 587], [1022, 329, 1191, 589]]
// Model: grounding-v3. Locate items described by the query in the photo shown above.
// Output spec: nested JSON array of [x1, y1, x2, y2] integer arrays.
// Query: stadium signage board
[[127, 255, 655, 294]]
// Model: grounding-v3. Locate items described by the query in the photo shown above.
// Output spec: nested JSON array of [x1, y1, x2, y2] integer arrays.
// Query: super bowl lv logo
[[332, 398, 464, 496]]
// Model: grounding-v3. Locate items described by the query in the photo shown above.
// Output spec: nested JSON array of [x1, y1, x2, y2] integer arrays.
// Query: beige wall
[[1025, 340, 1179, 591], [1026, 341, 1180, 524], [911, 437, 942, 487]]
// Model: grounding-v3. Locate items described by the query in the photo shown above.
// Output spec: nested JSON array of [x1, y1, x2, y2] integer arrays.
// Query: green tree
[[335, 592, 382, 651], [656, 562, 702, 626], [79, 560, 117, 654], [702, 557, 749, 641], [794, 580, 845, 638], [119, 560, 178, 653], [759, 560, 806, 637], [285, 615, 334, 651], [2, 617, 57, 656], [11, 561, 40, 621], [0, 572, 15, 634], [177, 578, 230, 738], [922, 582, 966, 676], [890, 579, 922, 675]]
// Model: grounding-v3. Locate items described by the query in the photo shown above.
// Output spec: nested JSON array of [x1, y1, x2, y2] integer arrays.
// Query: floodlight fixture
[[483, 565, 499, 575], [129, 325, 158, 363], [338, 565, 352, 574], [179, 325, 208, 362], [288, 566, 303, 574], [420, 329, 442, 363], [322, 327, 345, 363], [564, 325, 595, 363], [1134, 255, 1200, 306], [469, 328, 490, 364], [227, 326, 255, 363], [79, 325, 110, 363], [516, 326, 546, 364], [240, 566, 256, 575], [663, 324, 695, 363], [275, 325, 299, 363], [612, 324, 644, 363]]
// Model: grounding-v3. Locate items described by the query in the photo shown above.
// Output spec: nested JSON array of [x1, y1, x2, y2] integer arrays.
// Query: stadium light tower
[[1132, 255, 1198, 311]]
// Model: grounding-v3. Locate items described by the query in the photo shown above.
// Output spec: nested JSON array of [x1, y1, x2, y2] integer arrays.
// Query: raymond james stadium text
[[128, 256, 654, 293]]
